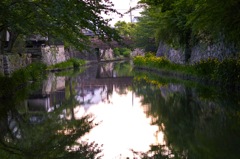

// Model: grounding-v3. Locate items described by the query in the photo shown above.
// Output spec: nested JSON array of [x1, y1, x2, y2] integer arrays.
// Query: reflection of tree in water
[[113, 61, 133, 77], [115, 85, 128, 95], [81, 61, 134, 104], [133, 77, 240, 159], [113, 62, 133, 95], [0, 76, 102, 159]]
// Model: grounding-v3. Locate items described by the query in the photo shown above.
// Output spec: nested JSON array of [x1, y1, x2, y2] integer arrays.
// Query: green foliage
[[132, 73, 240, 159], [0, 103, 102, 159], [113, 47, 131, 57], [68, 58, 86, 68], [139, 0, 240, 48], [214, 59, 240, 85], [113, 48, 120, 57], [114, 21, 136, 37], [136, 0, 240, 63], [188, 0, 240, 46], [144, 52, 156, 58], [121, 48, 131, 57], [122, 50, 130, 57], [132, 11, 158, 52], [138, 0, 194, 48], [11, 35, 26, 53], [0, 0, 121, 54], [0, 62, 46, 101], [134, 56, 240, 86], [0, 72, 102, 159], [194, 58, 219, 79], [55, 67, 86, 77], [11, 62, 46, 84], [134, 56, 172, 70], [47, 58, 85, 70], [26, 62, 47, 80], [114, 62, 133, 77], [194, 58, 240, 85]]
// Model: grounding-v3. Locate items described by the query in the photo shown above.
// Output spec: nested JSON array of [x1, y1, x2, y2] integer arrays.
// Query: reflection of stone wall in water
[[42, 73, 66, 95], [26, 73, 66, 115], [99, 63, 114, 77]]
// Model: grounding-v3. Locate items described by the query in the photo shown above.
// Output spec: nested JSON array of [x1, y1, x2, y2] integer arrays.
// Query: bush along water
[[113, 47, 131, 58], [134, 55, 240, 89], [0, 62, 47, 99], [47, 58, 86, 71]]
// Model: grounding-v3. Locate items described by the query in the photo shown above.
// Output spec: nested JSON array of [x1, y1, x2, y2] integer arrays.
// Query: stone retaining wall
[[42, 45, 66, 66], [156, 41, 238, 64]]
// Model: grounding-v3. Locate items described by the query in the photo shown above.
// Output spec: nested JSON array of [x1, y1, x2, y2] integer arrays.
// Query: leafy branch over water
[[0, 63, 102, 159]]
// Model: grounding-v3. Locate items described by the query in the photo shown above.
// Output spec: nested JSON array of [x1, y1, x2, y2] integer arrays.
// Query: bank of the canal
[[133, 56, 240, 92]]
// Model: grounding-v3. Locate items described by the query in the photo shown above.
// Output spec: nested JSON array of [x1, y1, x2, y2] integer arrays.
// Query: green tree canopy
[[132, 10, 158, 52], [136, 0, 240, 62], [136, 0, 195, 62], [114, 21, 136, 37], [188, 0, 240, 46], [0, 0, 121, 54]]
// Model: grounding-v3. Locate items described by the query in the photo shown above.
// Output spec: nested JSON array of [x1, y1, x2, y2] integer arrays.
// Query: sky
[[103, 0, 142, 26]]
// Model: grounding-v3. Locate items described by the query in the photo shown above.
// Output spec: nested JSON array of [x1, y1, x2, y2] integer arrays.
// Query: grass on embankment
[[46, 58, 86, 71], [133, 54, 240, 89]]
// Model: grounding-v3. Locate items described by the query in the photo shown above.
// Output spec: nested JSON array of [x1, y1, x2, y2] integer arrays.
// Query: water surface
[[0, 61, 239, 159]]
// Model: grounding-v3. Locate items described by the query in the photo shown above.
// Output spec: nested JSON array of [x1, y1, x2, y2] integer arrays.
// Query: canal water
[[0, 61, 240, 159]]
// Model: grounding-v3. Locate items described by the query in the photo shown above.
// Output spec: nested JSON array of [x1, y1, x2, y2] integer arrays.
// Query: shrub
[[122, 50, 131, 57], [26, 62, 47, 80], [194, 58, 219, 79], [47, 58, 85, 70], [113, 48, 120, 57], [68, 58, 86, 68], [134, 55, 240, 86], [214, 58, 240, 84], [144, 52, 155, 58], [113, 47, 131, 57], [133, 56, 171, 69]]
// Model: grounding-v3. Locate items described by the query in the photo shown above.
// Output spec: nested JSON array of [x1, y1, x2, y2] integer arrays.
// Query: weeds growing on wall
[[134, 55, 240, 87]]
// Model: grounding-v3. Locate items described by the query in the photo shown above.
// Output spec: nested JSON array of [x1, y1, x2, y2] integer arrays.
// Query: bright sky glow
[[74, 88, 165, 159], [104, 0, 143, 26]]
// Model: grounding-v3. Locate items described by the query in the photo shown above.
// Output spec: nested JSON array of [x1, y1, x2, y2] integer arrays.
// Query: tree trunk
[[0, 28, 7, 54], [100, 49, 106, 59], [6, 30, 18, 53], [184, 30, 192, 63], [69, 77, 76, 120]]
